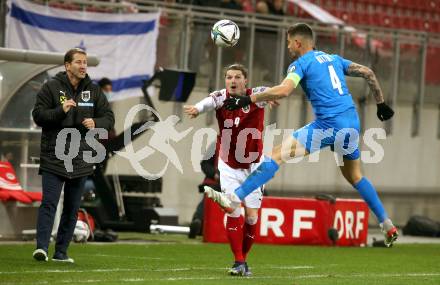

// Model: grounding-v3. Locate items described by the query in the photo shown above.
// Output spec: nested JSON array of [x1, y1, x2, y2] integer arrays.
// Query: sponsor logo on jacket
[[59, 91, 67, 104]]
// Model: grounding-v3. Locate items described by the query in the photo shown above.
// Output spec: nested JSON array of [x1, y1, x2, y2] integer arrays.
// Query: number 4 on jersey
[[328, 65, 343, 95]]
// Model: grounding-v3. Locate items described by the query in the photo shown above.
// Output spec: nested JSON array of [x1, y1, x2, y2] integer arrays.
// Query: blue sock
[[354, 177, 388, 223], [235, 157, 279, 200]]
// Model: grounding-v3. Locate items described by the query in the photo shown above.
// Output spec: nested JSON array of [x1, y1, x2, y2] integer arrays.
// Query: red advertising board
[[203, 196, 369, 246]]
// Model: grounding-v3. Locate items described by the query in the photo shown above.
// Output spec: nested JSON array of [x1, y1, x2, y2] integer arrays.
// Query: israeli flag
[[6, 0, 159, 101]]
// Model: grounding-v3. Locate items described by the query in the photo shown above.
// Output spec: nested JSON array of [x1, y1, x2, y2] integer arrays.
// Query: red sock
[[226, 216, 244, 262], [242, 222, 257, 260]]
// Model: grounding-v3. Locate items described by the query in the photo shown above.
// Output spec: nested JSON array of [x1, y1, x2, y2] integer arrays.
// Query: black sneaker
[[32, 249, 48, 262], [52, 252, 74, 263]]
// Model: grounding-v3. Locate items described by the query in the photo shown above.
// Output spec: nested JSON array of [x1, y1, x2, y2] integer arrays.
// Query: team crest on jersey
[[242, 105, 250, 113], [81, 91, 91, 102], [59, 91, 66, 104]]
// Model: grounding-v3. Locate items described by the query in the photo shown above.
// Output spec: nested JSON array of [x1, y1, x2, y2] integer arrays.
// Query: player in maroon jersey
[[184, 64, 277, 276]]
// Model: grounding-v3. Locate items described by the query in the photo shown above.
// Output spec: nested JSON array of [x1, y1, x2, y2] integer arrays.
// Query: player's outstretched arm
[[224, 79, 295, 111], [183, 95, 218, 119], [250, 78, 295, 103], [346, 62, 394, 121], [183, 105, 199, 119]]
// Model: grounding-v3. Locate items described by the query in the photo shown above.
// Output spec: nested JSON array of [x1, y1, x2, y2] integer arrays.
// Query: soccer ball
[[211, 19, 240, 47], [73, 220, 90, 243]]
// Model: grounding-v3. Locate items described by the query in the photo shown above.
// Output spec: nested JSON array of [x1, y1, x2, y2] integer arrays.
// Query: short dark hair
[[64, 48, 87, 64], [224, 63, 248, 79], [98, 77, 112, 88], [287, 23, 314, 41]]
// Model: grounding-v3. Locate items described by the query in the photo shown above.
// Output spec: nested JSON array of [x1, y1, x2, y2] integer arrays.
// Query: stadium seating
[[32, 0, 440, 85], [288, 0, 440, 86], [37, 0, 440, 34], [305, 0, 440, 33]]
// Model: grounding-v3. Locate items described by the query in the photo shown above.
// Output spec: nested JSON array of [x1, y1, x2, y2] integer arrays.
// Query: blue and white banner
[[6, 0, 159, 101]]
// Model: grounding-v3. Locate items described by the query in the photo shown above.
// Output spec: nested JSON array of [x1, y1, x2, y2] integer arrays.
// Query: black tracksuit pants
[[36, 171, 86, 255]]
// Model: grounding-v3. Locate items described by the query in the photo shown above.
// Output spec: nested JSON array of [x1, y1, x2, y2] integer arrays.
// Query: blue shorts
[[292, 107, 360, 160]]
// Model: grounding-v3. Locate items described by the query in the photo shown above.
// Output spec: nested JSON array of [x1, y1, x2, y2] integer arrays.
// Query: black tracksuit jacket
[[32, 71, 115, 179]]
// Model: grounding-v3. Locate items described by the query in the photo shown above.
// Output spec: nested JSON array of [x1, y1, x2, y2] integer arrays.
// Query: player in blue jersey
[[204, 23, 398, 247]]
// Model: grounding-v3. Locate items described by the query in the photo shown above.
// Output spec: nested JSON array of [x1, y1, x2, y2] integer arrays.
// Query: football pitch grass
[[1, 233, 440, 285]]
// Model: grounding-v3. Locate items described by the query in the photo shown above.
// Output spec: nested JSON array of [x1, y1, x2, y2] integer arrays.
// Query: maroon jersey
[[209, 87, 267, 169]]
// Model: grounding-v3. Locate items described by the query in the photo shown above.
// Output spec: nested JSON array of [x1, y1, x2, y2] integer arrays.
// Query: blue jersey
[[287, 50, 355, 119]]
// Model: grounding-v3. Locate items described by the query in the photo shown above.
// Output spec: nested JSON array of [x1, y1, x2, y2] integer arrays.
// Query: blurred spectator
[[176, 0, 221, 5], [268, 0, 284, 15], [220, 0, 242, 10], [97, 78, 117, 141], [256, 0, 284, 15], [256, 1, 269, 14], [241, 0, 254, 12], [98, 77, 113, 101]]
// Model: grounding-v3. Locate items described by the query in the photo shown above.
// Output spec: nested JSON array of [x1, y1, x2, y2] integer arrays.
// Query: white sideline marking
[[2, 272, 440, 284], [0, 267, 225, 275], [267, 265, 314, 269], [0, 265, 313, 275], [77, 253, 167, 260], [3, 273, 440, 285]]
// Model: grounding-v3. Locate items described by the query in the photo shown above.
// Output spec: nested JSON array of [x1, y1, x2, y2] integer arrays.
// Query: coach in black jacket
[[32, 48, 114, 263]]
